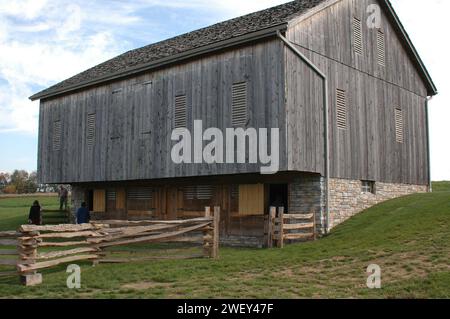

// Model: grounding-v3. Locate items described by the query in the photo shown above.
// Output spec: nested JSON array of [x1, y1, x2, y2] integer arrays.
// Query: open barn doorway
[[87, 190, 94, 212], [268, 184, 288, 213]]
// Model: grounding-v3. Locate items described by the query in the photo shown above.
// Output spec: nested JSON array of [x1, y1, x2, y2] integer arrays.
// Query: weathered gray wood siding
[[285, 0, 429, 185], [38, 39, 287, 184]]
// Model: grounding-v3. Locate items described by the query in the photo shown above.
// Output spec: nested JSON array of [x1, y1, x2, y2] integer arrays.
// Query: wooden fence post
[[212, 207, 220, 259], [17, 231, 42, 286], [311, 209, 317, 241], [203, 207, 213, 258], [266, 207, 276, 248], [277, 207, 284, 249]]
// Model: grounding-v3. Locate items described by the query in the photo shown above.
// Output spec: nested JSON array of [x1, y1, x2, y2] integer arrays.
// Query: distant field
[[0, 183, 449, 299]]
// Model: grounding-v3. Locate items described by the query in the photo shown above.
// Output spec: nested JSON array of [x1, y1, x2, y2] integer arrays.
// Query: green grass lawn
[[0, 196, 62, 231], [0, 184, 449, 299]]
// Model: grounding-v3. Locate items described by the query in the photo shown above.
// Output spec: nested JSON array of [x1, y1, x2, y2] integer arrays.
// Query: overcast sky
[[0, 0, 448, 181]]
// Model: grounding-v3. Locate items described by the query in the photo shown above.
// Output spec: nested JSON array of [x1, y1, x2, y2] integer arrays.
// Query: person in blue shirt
[[76, 202, 91, 224]]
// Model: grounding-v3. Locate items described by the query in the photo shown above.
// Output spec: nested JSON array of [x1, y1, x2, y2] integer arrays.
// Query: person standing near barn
[[58, 185, 68, 211], [28, 200, 42, 225]]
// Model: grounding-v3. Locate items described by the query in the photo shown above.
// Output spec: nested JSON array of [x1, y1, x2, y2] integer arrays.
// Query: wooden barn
[[31, 0, 437, 247]]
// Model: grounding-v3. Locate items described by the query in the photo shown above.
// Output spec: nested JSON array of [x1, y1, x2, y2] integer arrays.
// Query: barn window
[[127, 187, 155, 212], [336, 89, 347, 130], [184, 185, 213, 200], [361, 181, 376, 194], [174, 94, 187, 129], [353, 17, 363, 55], [86, 113, 96, 148], [395, 108, 404, 143], [232, 82, 248, 127], [377, 30, 385, 66], [53, 120, 61, 151], [183, 185, 215, 215]]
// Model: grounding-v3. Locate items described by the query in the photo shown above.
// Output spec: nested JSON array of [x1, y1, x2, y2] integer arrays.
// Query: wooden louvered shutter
[[232, 82, 248, 127], [53, 120, 61, 151], [395, 108, 404, 143], [196, 185, 213, 200], [353, 17, 363, 55], [336, 89, 347, 130], [183, 185, 213, 200], [127, 188, 154, 201], [87, 113, 96, 148], [377, 30, 385, 66], [174, 95, 187, 129]]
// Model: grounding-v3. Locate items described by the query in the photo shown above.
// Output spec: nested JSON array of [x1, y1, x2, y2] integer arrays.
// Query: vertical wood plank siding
[[285, 0, 429, 185], [38, 39, 286, 183], [38, 0, 429, 187]]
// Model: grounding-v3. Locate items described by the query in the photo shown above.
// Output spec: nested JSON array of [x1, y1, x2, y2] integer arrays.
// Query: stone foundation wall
[[70, 186, 85, 224], [289, 175, 326, 234], [329, 178, 428, 229]]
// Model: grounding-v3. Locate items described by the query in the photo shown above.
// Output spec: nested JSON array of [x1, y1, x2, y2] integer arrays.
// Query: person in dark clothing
[[76, 202, 91, 224], [59, 186, 69, 211], [28, 200, 42, 225]]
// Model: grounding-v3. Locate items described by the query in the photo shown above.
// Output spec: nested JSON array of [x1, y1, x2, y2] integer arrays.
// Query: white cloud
[[0, 0, 289, 136], [0, 0, 448, 179], [0, 0, 133, 134]]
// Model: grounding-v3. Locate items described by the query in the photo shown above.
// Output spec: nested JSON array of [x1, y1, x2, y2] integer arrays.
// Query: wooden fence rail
[[1, 207, 220, 286], [0, 231, 20, 277]]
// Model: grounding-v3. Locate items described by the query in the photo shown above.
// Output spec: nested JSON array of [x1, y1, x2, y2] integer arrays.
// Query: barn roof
[[30, 0, 437, 101]]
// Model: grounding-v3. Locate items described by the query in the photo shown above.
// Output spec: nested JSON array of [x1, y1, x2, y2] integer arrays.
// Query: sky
[[0, 0, 448, 181]]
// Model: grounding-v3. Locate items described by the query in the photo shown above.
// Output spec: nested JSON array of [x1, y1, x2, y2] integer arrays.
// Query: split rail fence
[[265, 207, 317, 248], [0, 207, 220, 286]]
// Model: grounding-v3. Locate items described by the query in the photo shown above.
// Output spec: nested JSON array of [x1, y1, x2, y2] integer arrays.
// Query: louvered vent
[[196, 185, 213, 200], [127, 188, 154, 200], [87, 113, 96, 148], [336, 89, 347, 130], [232, 82, 248, 127], [174, 95, 187, 129], [184, 186, 196, 200], [231, 185, 239, 199], [53, 120, 61, 151], [106, 190, 116, 201], [377, 30, 385, 66], [184, 185, 214, 200], [353, 17, 363, 55], [395, 108, 404, 143]]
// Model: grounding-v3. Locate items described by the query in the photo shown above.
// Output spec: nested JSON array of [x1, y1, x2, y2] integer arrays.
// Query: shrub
[[3, 185, 17, 194]]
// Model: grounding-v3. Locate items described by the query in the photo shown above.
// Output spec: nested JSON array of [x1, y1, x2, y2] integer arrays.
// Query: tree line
[[0, 170, 58, 194]]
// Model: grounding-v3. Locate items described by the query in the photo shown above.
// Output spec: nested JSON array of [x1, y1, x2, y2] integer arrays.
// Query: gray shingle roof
[[30, 0, 326, 100]]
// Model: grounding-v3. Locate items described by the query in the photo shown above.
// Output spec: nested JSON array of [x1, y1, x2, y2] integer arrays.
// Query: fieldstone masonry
[[328, 178, 428, 229], [70, 186, 84, 224], [289, 175, 428, 235], [289, 175, 326, 234]]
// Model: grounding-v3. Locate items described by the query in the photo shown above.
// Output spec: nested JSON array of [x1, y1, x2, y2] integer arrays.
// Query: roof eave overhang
[[29, 23, 288, 101]]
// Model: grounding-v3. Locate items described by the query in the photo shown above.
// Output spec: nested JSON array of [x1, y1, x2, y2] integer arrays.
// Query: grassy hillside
[[432, 181, 450, 192], [0, 184, 449, 299]]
